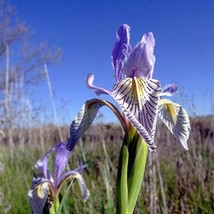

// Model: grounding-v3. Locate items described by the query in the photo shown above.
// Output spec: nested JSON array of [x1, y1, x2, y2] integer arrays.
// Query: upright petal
[[112, 24, 131, 82], [122, 33, 155, 79], [86, 73, 112, 95], [112, 77, 161, 150], [53, 142, 71, 190], [35, 148, 54, 181], [158, 99, 191, 150]]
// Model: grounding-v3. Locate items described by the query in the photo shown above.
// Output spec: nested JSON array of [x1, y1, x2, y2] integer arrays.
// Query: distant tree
[[0, 0, 61, 146]]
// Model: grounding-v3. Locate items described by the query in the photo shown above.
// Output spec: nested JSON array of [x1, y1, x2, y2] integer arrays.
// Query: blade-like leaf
[[158, 99, 191, 150], [127, 135, 148, 214], [116, 144, 129, 214]]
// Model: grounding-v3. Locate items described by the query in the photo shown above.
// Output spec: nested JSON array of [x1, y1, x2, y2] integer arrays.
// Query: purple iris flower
[[86, 24, 190, 150], [28, 142, 89, 214]]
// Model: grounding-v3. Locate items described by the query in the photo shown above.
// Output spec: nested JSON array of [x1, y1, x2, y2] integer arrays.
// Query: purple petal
[[59, 165, 90, 202], [68, 100, 104, 151], [161, 84, 178, 96], [35, 148, 55, 181], [86, 73, 112, 96], [53, 142, 71, 189], [67, 98, 128, 151], [28, 181, 50, 214], [75, 164, 87, 173], [122, 32, 155, 79], [112, 24, 131, 82]]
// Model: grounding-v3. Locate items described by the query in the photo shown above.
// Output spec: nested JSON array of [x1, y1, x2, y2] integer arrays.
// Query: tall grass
[[0, 117, 213, 213]]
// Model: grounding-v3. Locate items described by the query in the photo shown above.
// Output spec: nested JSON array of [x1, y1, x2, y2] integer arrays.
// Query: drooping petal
[[67, 100, 104, 151], [59, 164, 90, 202], [28, 180, 50, 214], [67, 99, 128, 151], [112, 24, 131, 82], [112, 77, 161, 150], [160, 84, 178, 96], [121, 32, 155, 79], [86, 73, 112, 96], [53, 142, 71, 190], [158, 99, 191, 150]]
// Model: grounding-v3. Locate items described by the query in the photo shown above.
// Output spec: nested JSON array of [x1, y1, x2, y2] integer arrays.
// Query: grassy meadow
[[0, 116, 213, 214]]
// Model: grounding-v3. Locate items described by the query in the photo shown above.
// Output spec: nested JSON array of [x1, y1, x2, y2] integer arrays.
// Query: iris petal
[[112, 24, 131, 82], [59, 166, 90, 202], [28, 181, 50, 214], [67, 100, 104, 151], [35, 149, 54, 181], [86, 73, 112, 96], [158, 99, 191, 150], [122, 32, 155, 79], [67, 99, 128, 151], [161, 84, 178, 96], [54, 142, 71, 189], [112, 77, 161, 149]]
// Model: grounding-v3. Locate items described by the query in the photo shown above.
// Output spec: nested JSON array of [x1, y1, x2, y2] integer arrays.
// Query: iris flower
[[86, 24, 190, 151], [28, 142, 89, 214], [65, 24, 191, 214]]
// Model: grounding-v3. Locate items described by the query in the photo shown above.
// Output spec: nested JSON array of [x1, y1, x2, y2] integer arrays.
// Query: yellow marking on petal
[[36, 182, 49, 199], [132, 77, 143, 110], [165, 103, 177, 124]]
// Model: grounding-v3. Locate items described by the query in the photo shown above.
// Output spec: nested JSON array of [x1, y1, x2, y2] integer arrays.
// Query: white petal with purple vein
[[112, 76, 161, 149], [158, 99, 191, 150]]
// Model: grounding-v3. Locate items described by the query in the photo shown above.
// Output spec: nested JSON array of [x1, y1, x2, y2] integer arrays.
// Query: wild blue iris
[[28, 142, 89, 214], [66, 24, 191, 214], [87, 24, 190, 151]]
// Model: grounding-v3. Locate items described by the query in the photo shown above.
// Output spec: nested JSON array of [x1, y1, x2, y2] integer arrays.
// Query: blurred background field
[[0, 116, 213, 213]]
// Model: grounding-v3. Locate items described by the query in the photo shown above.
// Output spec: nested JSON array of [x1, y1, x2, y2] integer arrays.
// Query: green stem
[[49, 197, 60, 214], [116, 144, 129, 214]]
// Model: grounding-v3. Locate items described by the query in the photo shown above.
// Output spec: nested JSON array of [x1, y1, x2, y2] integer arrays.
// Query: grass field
[[0, 116, 213, 213]]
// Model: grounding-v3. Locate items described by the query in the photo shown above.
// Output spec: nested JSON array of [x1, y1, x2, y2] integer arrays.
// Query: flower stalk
[[116, 124, 148, 214], [49, 197, 59, 214]]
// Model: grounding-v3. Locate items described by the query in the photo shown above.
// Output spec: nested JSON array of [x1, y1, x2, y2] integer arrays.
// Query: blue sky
[[10, 0, 214, 123]]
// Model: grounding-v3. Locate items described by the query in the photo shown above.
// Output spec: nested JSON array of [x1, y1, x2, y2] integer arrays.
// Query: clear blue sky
[[10, 0, 214, 123]]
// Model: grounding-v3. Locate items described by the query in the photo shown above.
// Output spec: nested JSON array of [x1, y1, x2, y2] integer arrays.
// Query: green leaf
[[116, 144, 129, 214], [127, 135, 148, 214]]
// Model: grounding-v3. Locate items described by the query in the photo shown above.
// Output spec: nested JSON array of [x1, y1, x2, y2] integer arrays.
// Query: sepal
[[158, 99, 191, 150]]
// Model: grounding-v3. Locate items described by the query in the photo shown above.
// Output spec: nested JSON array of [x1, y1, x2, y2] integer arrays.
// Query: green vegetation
[[0, 117, 213, 213]]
